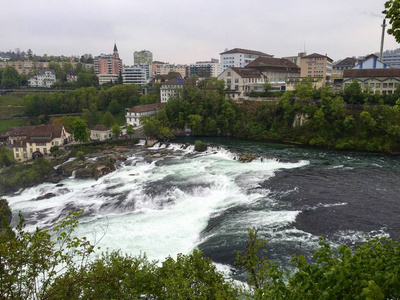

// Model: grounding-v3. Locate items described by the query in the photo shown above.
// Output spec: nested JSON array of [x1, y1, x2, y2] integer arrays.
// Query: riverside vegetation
[[1, 203, 400, 299]]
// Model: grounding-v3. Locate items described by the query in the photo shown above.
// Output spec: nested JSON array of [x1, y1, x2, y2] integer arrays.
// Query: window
[[389, 83, 393, 88], [44, 148, 47, 154], [369, 83, 375, 88], [383, 83, 388, 88], [227, 79, 231, 84], [16, 153, 19, 158], [376, 83, 381, 88], [235, 78, 239, 83], [227, 72, 231, 76], [235, 85, 239, 91]]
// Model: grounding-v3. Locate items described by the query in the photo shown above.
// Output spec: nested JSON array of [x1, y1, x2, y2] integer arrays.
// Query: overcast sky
[[1, 0, 398, 65]]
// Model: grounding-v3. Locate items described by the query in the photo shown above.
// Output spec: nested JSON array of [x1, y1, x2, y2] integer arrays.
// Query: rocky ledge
[[55, 149, 129, 180]]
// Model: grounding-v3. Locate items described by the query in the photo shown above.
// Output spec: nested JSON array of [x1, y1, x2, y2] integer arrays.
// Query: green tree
[[383, 0, 400, 43], [295, 77, 314, 101], [126, 124, 135, 138], [73, 119, 89, 145], [101, 111, 115, 128], [1, 66, 20, 88], [344, 80, 364, 104], [111, 124, 121, 139]]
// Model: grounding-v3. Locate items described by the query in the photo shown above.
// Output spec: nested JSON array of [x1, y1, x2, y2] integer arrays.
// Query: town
[[1, 35, 400, 163]]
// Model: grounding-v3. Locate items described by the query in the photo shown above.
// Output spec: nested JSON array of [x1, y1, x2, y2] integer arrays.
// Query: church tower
[[113, 43, 119, 58]]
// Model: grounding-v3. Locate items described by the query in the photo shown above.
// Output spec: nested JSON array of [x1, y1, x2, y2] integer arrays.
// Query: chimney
[[380, 19, 386, 61]]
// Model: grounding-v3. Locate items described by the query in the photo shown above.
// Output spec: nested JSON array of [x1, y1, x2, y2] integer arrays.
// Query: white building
[[90, 125, 111, 141], [28, 69, 56, 88], [160, 78, 186, 103], [126, 103, 164, 128], [189, 59, 221, 78], [122, 67, 148, 86], [220, 48, 273, 74], [218, 67, 266, 99]]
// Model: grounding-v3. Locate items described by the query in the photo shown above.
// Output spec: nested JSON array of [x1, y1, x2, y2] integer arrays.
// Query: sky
[[1, 0, 398, 65]]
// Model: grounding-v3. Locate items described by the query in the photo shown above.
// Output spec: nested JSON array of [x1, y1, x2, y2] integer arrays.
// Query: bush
[[194, 140, 208, 152], [75, 151, 85, 161], [50, 145, 59, 153]]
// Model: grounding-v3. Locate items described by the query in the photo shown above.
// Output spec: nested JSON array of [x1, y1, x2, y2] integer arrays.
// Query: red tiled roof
[[230, 67, 263, 78], [128, 103, 164, 113], [220, 48, 271, 57], [245, 57, 300, 70], [91, 125, 110, 131], [302, 53, 333, 62], [343, 68, 400, 78], [8, 125, 64, 139]]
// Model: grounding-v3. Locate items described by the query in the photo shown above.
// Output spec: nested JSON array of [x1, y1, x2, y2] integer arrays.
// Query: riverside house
[[126, 103, 164, 128], [8, 125, 72, 161]]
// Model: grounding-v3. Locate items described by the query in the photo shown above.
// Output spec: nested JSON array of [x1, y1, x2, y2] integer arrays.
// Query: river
[[5, 137, 400, 277]]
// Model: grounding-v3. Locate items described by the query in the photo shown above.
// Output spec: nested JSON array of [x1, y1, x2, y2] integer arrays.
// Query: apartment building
[[94, 44, 123, 84], [28, 69, 56, 88], [300, 53, 333, 85], [220, 48, 273, 74]]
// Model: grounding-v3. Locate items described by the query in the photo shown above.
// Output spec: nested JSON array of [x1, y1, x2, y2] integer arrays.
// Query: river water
[[5, 138, 400, 276]]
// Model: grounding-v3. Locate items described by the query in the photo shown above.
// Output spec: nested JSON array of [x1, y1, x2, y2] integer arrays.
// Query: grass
[[0, 94, 27, 133], [0, 119, 30, 133], [0, 94, 25, 106]]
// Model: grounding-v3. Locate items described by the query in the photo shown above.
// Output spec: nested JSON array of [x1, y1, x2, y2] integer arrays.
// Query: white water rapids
[[5, 142, 311, 267]]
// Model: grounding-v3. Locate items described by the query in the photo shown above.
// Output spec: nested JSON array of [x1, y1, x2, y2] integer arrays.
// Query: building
[[381, 52, 400, 68], [156, 64, 188, 77], [220, 48, 273, 74], [353, 54, 389, 70], [160, 78, 186, 103], [282, 52, 307, 67], [152, 61, 165, 76], [134, 50, 153, 65], [8, 125, 72, 161], [94, 43, 123, 84], [126, 103, 164, 128], [90, 125, 111, 141], [122, 67, 148, 86], [300, 53, 333, 85], [28, 69, 56, 88], [245, 57, 301, 88], [66, 71, 78, 82], [218, 67, 266, 99], [189, 59, 221, 79], [343, 68, 400, 94]]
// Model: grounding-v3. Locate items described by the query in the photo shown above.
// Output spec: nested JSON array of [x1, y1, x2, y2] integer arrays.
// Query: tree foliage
[[72, 119, 89, 144], [0, 210, 238, 299], [383, 0, 400, 43]]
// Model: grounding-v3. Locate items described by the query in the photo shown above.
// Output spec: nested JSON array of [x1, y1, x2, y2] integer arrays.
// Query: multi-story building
[[189, 59, 220, 79], [8, 125, 72, 161], [160, 78, 186, 103], [220, 48, 273, 74], [343, 68, 400, 94], [134, 50, 153, 65], [122, 67, 148, 86], [94, 43, 123, 84], [28, 69, 56, 88], [245, 57, 300, 84], [282, 52, 307, 67], [152, 61, 164, 76], [300, 53, 333, 85], [156, 64, 188, 77], [382, 52, 400, 68], [126, 103, 164, 128], [218, 67, 266, 99]]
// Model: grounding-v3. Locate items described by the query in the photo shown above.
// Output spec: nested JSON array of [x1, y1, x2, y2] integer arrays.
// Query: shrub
[[194, 140, 208, 152]]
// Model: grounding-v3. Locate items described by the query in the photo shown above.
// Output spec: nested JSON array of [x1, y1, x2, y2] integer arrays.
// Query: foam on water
[[5, 144, 311, 264]]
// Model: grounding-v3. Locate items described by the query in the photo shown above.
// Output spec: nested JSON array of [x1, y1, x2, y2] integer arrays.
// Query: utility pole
[[380, 19, 387, 62]]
